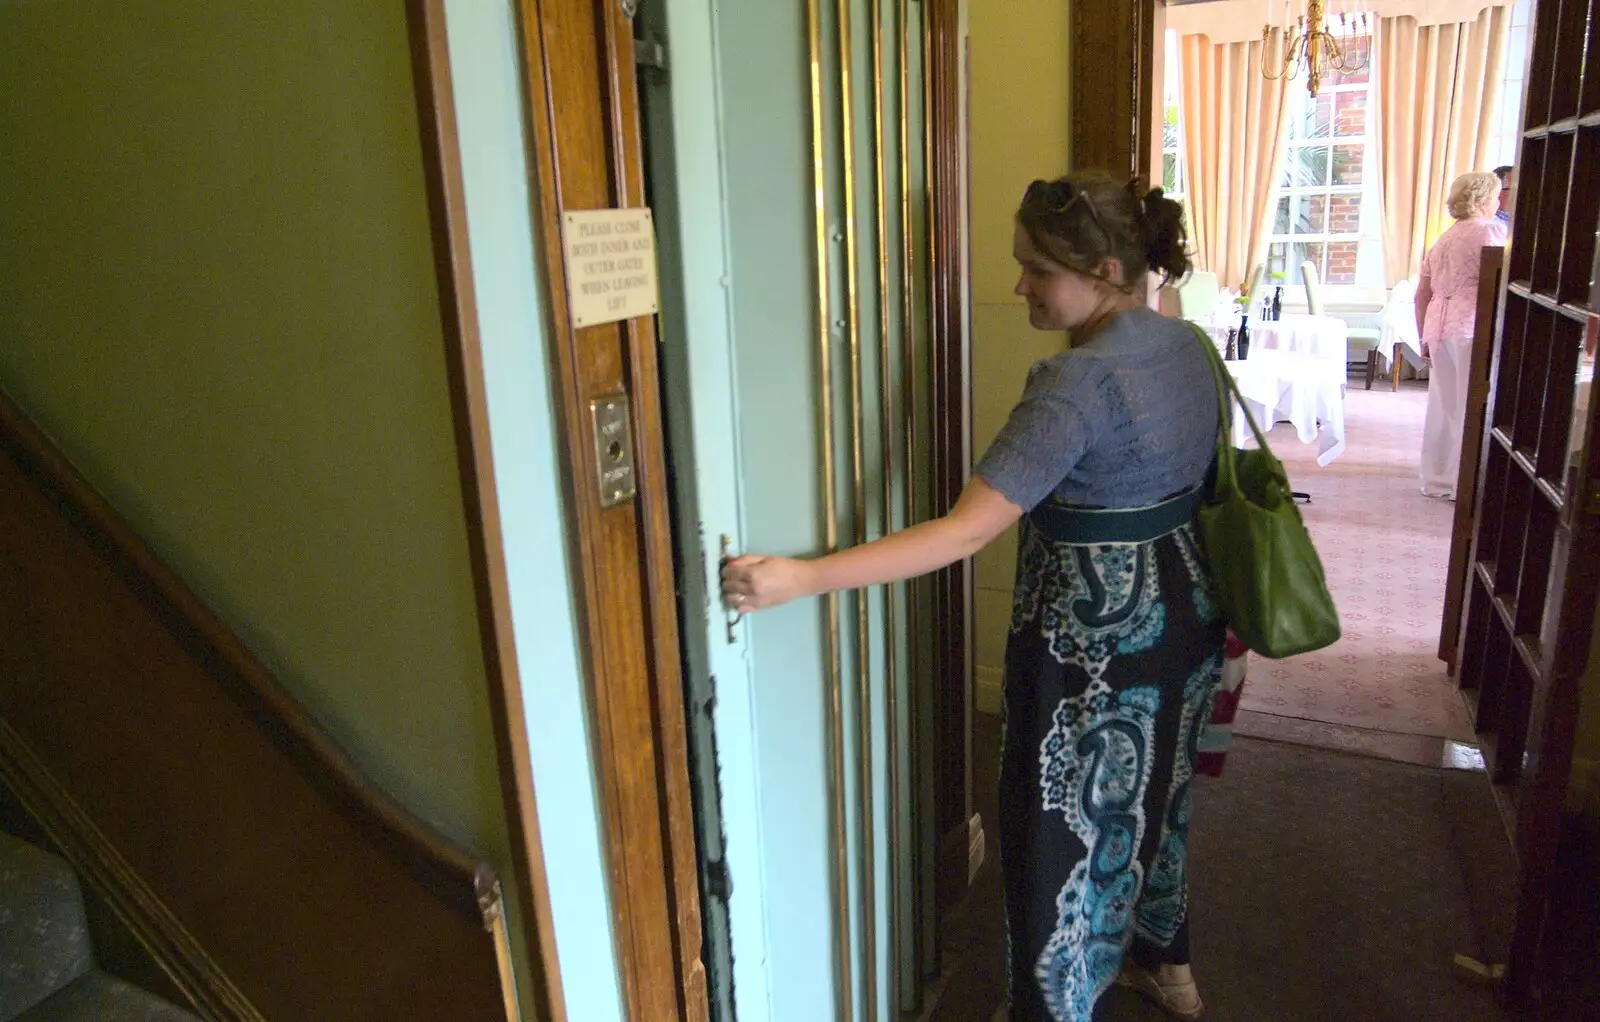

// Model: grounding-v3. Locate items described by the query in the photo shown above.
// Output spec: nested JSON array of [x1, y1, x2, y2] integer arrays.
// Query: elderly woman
[[1416, 171, 1508, 499]]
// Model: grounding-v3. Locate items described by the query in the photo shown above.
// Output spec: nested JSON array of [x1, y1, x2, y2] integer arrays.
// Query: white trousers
[[1420, 335, 1471, 499]]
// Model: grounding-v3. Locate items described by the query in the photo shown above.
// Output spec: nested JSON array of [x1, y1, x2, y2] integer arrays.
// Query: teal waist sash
[[1028, 487, 1203, 545]]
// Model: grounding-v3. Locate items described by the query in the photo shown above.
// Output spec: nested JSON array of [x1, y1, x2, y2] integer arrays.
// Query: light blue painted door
[[639, 1, 935, 1019]]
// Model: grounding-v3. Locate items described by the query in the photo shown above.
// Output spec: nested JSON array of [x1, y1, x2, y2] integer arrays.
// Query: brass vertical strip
[[869, 0, 901, 1015], [919, 3, 942, 985], [808, 0, 853, 1018], [837, 0, 877, 1016], [897, 0, 923, 994]]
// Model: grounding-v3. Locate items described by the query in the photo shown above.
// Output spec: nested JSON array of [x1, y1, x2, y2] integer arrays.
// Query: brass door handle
[[720, 535, 740, 644]]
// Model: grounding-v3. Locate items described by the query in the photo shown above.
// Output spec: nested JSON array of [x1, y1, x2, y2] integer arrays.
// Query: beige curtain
[[1374, 8, 1510, 285], [1179, 30, 1294, 290]]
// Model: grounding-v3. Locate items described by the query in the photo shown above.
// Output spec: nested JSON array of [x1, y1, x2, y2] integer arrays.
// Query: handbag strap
[[1187, 323, 1277, 493]]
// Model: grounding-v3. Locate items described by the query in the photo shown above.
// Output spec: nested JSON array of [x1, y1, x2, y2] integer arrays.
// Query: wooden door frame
[[403, 2, 565, 1017], [508, 1, 710, 1020], [1071, 0, 1161, 182]]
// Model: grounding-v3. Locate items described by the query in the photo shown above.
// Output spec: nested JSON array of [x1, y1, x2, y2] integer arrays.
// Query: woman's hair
[[1448, 172, 1502, 220], [1016, 172, 1192, 286]]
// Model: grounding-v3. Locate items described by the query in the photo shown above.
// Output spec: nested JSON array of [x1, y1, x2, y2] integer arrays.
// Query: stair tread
[[12, 971, 198, 1022], [0, 834, 93, 1020]]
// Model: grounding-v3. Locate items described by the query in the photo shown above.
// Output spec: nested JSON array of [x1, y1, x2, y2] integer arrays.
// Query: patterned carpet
[[1239, 380, 1477, 741]]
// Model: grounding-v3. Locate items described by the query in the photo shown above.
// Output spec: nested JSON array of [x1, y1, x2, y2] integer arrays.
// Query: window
[[1162, 30, 1185, 207], [1265, 27, 1380, 288], [1488, 0, 1535, 171]]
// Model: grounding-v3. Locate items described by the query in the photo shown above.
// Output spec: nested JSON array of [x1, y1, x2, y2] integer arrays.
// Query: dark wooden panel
[[1456, 0, 1600, 1004], [926, 0, 974, 919], [1069, 0, 1154, 179], [0, 392, 507, 1021], [1560, 126, 1600, 306], [1442, 247, 1504, 667], [1548, 0, 1589, 124]]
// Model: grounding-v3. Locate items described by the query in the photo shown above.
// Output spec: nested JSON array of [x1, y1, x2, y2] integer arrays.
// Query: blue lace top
[[974, 306, 1221, 511]]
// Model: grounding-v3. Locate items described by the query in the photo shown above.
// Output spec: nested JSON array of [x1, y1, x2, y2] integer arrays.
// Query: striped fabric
[[1197, 630, 1249, 778]]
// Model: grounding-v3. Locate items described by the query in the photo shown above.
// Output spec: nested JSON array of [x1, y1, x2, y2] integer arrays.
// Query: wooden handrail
[[0, 387, 489, 914], [0, 385, 511, 1020]]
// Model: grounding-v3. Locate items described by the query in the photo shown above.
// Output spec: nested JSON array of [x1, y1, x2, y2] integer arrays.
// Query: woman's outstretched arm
[[721, 477, 1023, 613]]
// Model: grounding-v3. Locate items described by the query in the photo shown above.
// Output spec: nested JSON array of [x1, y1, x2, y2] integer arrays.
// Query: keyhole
[[607, 440, 624, 463]]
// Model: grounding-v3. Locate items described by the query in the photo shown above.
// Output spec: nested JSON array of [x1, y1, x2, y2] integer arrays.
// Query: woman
[[1416, 171, 1508, 499], [722, 173, 1224, 1020]]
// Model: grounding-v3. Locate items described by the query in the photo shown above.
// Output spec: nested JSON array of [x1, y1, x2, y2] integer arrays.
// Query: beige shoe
[[1116, 961, 1205, 1020]]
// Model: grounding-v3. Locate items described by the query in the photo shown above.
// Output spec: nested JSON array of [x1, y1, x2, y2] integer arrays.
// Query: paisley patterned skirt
[[999, 497, 1226, 1022]]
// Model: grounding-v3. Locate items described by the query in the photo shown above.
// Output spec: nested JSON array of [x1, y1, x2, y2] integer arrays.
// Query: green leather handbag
[[1190, 324, 1341, 659]]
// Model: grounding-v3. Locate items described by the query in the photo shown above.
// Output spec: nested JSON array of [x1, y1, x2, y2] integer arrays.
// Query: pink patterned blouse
[[1419, 216, 1509, 356]]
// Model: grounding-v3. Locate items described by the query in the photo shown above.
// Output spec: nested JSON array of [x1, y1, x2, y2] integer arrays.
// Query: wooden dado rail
[[0, 388, 515, 1021]]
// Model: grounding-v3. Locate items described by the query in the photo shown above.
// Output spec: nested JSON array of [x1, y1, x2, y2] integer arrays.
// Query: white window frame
[[1162, 29, 1186, 207], [1264, 32, 1384, 292], [1489, 0, 1535, 173]]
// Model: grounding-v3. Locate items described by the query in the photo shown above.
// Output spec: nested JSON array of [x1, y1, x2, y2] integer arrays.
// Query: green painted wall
[[968, 0, 1074, 715], [0, 0, 534, 1009]]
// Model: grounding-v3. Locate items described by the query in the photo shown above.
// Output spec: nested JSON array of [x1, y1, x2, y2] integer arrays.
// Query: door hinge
[[635, 35, 667, 72]]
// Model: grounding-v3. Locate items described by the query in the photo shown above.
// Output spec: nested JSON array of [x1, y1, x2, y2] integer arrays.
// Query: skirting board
[[976, 665, 1003, 717]]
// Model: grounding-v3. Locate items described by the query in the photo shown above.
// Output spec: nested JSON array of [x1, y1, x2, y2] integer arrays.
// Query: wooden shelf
[[1475, 559, 1498, 595], [1536, 476, 1566, 513], [1513, 634, 1544, 679], [1511, 447, 1540, 480], [1491, 590, 1519, 636]]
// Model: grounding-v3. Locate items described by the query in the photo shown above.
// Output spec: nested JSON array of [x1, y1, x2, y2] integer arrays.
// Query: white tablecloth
[[1379, 279, 1422, 365], [1247, 314, 1349, 364], [1226, 349, 1347, 466]]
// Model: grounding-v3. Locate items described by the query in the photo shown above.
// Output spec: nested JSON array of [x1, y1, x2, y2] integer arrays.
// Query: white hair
[[1448, 172, 1501, 220]]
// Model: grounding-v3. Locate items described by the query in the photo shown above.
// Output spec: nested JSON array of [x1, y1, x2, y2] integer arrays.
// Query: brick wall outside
[[1329, 194, 1362, 234], [1327, 241, 1359, 284], [1335, 92, 1366, 137], [1332, 144, 1364, 185]]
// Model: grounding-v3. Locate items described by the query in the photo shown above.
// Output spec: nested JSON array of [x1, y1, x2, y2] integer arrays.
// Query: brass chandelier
[[1263, 0, 1372, 98]]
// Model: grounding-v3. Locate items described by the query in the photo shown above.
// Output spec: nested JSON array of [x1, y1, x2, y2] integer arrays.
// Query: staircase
[[1, 832, 196, 1021]]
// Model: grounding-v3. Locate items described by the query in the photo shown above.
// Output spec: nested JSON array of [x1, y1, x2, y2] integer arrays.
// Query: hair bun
[[1134, 183, 1192, 285]]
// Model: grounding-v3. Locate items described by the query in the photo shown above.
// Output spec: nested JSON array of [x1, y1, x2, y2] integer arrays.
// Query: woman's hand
[[718, 479, 1019, 616], [721, 555, 818, 614]]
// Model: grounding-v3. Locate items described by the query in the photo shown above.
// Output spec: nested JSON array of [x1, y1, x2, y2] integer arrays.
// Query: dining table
[[1245, 313, 1350, 365], [1224, 348, 1347, 467]]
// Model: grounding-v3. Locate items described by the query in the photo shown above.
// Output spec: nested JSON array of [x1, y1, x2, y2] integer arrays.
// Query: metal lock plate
[[591, 395, 637, 509]]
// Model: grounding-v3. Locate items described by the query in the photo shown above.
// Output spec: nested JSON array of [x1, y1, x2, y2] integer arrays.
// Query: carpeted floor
[[1239, 382, 1476, 741], [931, 717, 1528, 1022]]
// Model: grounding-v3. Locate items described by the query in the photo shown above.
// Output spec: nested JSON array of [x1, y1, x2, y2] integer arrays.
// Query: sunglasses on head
[[1023, 178, 1111, 241]]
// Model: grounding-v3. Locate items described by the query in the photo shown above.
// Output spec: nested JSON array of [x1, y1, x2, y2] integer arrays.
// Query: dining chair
[[1302, 259, 1384, 390], [1379, 278, 1420, 391], [1175, 270, 1220, 322]]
